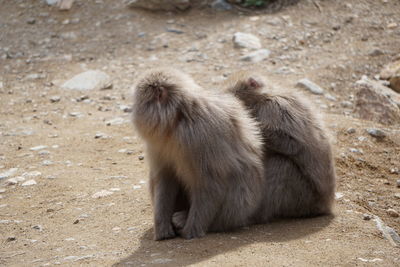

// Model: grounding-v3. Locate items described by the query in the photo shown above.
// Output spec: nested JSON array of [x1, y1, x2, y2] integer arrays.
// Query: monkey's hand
[[154, 221, 176, 241], [172, 211, 188, 230]]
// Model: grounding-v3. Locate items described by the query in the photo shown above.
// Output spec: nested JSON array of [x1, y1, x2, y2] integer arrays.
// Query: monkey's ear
[[247, 77, 262, 89], [156, 86, 168, 102]]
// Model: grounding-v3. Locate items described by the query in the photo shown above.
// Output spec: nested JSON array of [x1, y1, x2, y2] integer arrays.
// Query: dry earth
[[0, 0, 400, 266]]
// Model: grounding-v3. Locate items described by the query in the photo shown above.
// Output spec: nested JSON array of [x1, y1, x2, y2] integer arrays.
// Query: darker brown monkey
[[225, 73, 336, 222], [131, 68, 264, 240]]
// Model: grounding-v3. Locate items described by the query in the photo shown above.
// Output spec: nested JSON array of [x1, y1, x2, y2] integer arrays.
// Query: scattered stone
[[374, 216, 400, 247], [73, 219, 79, 224], [346, 128, 356, 134], [32, 225, 43, 231], [363, 214, 372, 221], [387, 22, 398, 29], [295, 79, 324, 95], [105, 117, 128, 126], [366, 128, 386, 139], [233, 32, 262, 50], [397, 179, 400, 188], [58, 0, 74, 10], [30, 145, 48, 151], [357, 258, 383, 263], [50, 96, 61, 103], [92, 190, 113, 199], [38, 150, 50, 156], [109, 175, 128, 179], [6, 236, 16, 242], [151, 258, 173, 264], [394, 193, 400, 199], [354, 78, 400, 125], [387, 209, 399, 218], [119, 105, 132, 113], [45, 0, 59, 5], [110, 188, 121, 192], [349, 148, 363, 154], [0, 188, 5, 193], [23, 171, 42, 178], [133, 185, 142, 190], [69, 112, 83, 117], [62, 70, 112, 91], [42, 160, 53, 166], [325, 94, 337, 101], [22, 179, 37, 186], [335, 192, 343, 200], [94, 132, 110, 139], [368, 48, 384, 57], [138, 155, 144, 160], [240, 49, 271, 63], [211, 0, 232, 11], [6, 176, 25, 185], [127, 0, 191, 11], [26, 18, 36, 25], [166, 27, 184, 34], [0, 168, 18, 179], [340, 101, 353, 108]]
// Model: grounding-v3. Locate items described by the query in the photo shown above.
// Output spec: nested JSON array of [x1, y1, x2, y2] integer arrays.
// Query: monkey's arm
[[151, 168, 181, 240]]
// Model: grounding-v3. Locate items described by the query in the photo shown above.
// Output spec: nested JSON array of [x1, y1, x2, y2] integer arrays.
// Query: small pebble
[[50, 96, 61, 103], [366, 128, 386, 139], [346, 128, 356, 134], [363, 214, 372, 221], [91, 190, 113, 199], [6, 236, 16, 242], [138, 155, 144, 160], [387, 208, 399, 218], [397, 179, 400, 188], [30, 145, 48, 151]]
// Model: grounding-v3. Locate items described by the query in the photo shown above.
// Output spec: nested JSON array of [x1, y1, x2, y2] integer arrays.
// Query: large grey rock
[[211, 0, 232, 11], [353, 78, 400, 125], [62, 70, 112, 91], [127, 0, 191, 11], [295, 78, 325, 95], [374, 216, 400, 247], [233, 32, 262, 50], [240, 49, 271, 62]]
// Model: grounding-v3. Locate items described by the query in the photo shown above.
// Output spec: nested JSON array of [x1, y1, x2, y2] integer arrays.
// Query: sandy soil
[[0, 0, 399, 266]]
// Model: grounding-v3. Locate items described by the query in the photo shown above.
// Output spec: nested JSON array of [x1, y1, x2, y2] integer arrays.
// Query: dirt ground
[[1, 0, 400, 266]]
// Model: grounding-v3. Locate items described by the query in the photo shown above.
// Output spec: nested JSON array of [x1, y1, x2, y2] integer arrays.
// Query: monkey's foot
[[180, 224, 206, 240], [172, 211, 187, 230], [154, 223, 176, 241]]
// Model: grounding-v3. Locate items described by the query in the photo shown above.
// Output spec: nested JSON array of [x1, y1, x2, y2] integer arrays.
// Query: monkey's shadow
[[114, 215, 333, 266]]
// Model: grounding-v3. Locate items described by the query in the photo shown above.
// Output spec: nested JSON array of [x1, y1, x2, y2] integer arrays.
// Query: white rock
[[133, 185, 142, 190], [335, 192, 344, 200], [105, 117, 128, 126], [240, 49, 271, 62], [22, 179, 37, 186], [62, 70, 112, 91], [6, 176, 25, 185], [0, 188, 6, 193], [91, 190, 113, 199], [0, 168, 18, 179], [42, 160, 53, 166], [358, 258, 383, 263], [30, 145, 48, 151], [119, 105, 132, 112], [23, 171, 42, 178], [38, 150, 50, 156], [45, 0, 59, 5], [110, 188, 121, 192], [296, 79, 325, 95], [233, 32, 262, 50]]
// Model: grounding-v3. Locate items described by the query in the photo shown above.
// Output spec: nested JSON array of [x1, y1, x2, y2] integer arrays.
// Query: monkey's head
[[225, 72, 265, 105], [132, 68, 197, 138]]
